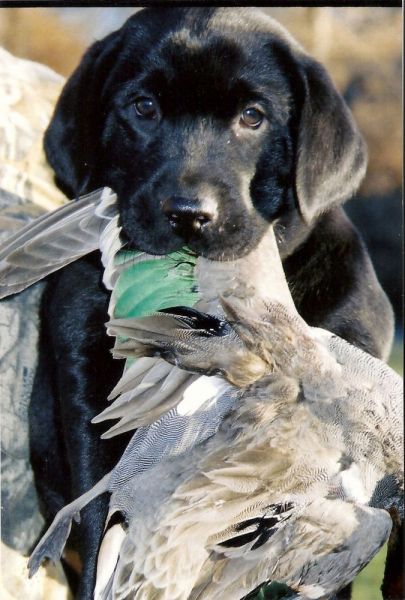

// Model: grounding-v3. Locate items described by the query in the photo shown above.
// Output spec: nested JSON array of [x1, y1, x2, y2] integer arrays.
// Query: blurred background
[[0, 6, 402, 600]]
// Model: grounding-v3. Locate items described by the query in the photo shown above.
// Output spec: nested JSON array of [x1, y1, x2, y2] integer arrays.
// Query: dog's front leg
[[30, 254, 129, 598]]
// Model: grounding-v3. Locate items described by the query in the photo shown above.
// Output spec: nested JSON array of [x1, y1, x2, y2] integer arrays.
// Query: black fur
[[30, 8, 394, 598]]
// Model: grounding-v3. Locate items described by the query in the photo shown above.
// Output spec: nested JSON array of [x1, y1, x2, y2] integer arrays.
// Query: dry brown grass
[[0, 8, 86, 76]]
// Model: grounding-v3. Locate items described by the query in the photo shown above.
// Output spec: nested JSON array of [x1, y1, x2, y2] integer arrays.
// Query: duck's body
[[100, 315, 401, 600], [27, 224, 403, 599]]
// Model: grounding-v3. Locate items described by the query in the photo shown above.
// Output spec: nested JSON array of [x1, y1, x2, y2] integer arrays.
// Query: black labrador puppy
[[29, 7, 394, 599]]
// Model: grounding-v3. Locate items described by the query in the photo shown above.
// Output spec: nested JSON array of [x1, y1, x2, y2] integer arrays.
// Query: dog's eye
[[134, 97, 158, 119], [240, 107, 264, 129]]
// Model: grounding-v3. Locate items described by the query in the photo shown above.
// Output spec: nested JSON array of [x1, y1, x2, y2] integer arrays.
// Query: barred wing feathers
[[0, 187, 118, 298]]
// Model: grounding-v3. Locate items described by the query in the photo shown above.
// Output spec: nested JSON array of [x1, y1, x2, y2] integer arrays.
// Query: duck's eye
[[240, 107, 264, 129], [134, 97, 158, 119]]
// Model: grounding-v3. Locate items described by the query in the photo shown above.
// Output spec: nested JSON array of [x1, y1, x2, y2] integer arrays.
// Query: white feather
[[177, 376, 231, 416], [94, 522, 126, 600]]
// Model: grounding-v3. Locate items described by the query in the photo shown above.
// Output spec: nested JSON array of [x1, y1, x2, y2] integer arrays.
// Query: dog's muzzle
[[162, 196, 216, 240]]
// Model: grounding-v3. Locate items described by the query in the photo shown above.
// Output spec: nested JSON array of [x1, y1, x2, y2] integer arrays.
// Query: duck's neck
[[196, 228, 297, 316]]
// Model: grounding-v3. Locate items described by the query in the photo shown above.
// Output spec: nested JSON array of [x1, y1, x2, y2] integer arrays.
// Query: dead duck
[[25, 225, 402, 600]]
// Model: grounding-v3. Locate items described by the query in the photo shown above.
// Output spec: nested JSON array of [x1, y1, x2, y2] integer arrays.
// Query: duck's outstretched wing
[[0, 187, 118, 298]]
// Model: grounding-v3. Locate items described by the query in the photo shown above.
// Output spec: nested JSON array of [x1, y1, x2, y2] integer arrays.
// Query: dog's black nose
[[162, 196, 215, 237]]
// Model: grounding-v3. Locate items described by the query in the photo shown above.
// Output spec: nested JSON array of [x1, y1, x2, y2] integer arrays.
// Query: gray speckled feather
[[109, 377, 239, 488]]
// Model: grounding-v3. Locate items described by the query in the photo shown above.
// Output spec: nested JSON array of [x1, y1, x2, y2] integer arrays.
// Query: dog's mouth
[[119, 234, 204, 261], [120, 222, 269, 262], [117, 185, 272, 261]]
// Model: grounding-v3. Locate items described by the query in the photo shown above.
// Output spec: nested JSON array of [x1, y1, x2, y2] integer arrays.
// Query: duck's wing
[[29, 374, 239, 579], [92, 357, 201, 437], [107, 305, 268, 390], [98, 301, 296, 441], [92, 307, 241, 439], [91, 375, 240, 600], [0, 187, 118, 298], [107, 373, 239, 488], [190, 499, 392, 600]]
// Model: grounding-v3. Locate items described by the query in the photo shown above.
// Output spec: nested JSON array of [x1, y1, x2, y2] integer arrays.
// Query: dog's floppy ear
[[44, 31, 122, 198], [295, 56, 367, 224]]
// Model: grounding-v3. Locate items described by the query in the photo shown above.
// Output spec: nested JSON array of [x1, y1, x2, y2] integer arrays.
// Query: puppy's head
[[45, 8, 366, 260]]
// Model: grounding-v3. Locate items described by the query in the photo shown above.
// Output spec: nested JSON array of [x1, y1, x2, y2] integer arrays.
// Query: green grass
[[387, 339, 403, 376], [352, 543, 387, 600]]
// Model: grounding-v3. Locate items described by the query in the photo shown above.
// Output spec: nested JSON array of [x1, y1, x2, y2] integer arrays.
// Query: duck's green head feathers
[[111, 249, 199, 320]]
